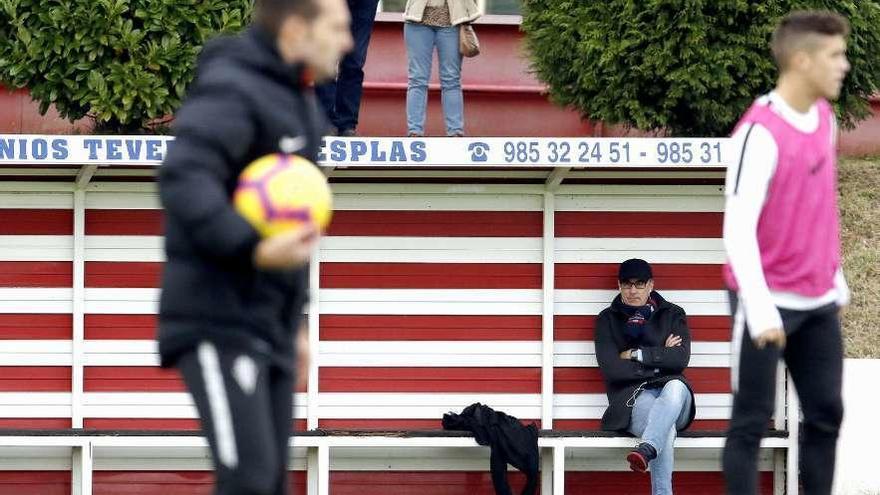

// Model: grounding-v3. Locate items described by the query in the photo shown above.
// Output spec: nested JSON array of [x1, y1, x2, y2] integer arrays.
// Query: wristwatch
[[630, 349, 642, 362]]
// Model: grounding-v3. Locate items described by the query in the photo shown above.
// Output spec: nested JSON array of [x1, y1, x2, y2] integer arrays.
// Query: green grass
[[839, 157, 880, 358]]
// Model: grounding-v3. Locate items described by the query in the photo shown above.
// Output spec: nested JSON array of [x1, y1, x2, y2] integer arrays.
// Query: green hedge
[[0, 0, 251, 133], [522, 1, 880, 136]]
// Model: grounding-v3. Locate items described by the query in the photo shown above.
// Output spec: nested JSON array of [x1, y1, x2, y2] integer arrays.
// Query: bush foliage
[[522, 1, 880, 136], [0, 0, 251, 133]]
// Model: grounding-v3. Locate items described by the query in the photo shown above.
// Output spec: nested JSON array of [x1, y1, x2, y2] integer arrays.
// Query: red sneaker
[[626, 442, 656, 473]]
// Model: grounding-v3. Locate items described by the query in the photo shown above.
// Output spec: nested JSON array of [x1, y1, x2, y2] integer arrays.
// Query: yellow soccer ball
[[233, 154, 332, 237]]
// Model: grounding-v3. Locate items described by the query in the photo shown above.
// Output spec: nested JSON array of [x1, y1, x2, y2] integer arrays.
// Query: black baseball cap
[[618, 258, 653, 281]]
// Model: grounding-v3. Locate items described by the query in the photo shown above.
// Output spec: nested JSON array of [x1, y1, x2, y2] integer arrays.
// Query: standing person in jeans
[[315, 0, 380, 136], [404, 0, 480, 137], [157, 0, 352, 493], [595, 259, 696, 495], [722, 11, 851, 495]]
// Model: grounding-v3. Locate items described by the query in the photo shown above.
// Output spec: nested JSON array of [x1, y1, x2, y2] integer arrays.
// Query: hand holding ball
[[234, 154, 331, 269]]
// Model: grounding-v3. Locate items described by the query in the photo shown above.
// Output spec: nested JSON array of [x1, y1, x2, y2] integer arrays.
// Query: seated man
[[595, 258, 696, 495]]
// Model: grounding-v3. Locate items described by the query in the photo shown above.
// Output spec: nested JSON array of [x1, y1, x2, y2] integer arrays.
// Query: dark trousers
[[178, 341, 294, 495], [723, 295, 844, 495], [315, 0, 380, 132]]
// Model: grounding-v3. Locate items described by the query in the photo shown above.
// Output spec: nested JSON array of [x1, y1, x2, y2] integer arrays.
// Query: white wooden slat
[[78, 340, 729, 368], [84, 192, 160, 209], [322, 236, 543, 263], [554, 237, 725, 264], [333, 192, 544, 211], [0, 392, 72, 404], [0, 235, 73, 261], [79, 393, 307, 418], [79, 405, 307, 419], [553, 393, 731, 420], [77, 235, 732, 265], [0, 288, 72, 313], [0, 340, 73, 366], [0, 392, 71, 418], [556, 193, 723, 213], [84, 235, 163, 262], [0, 192, 73, 208]]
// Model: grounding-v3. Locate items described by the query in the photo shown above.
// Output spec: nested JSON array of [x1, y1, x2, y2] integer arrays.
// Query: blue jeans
[[404, 22, 463, 136], [628, 379, 693, 495], [315, 0, 379, 132]]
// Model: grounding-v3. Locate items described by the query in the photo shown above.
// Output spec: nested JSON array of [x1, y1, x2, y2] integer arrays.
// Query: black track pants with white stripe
[[722, 296, 843, 495], [178, 341, 294, 495]]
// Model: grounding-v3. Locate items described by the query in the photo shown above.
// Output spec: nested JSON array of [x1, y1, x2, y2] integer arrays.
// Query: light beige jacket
[[404, 0, 481, 26]]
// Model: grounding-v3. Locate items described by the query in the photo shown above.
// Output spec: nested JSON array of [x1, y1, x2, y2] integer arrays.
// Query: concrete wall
[[835, 359, 880, 494]]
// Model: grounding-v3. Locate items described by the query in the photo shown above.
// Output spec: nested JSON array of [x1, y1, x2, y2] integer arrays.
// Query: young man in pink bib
[[721, 11, 851, 495]]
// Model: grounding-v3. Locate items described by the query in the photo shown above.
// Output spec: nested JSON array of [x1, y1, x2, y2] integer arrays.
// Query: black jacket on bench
[[595, 291, 697, 432], [157, 27, 326, 369], [443, 403, 539, 495]]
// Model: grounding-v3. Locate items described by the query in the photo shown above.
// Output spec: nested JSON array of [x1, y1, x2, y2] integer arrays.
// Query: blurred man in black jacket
[[157, 0, 352, 493], [595, 259, 696, 495]]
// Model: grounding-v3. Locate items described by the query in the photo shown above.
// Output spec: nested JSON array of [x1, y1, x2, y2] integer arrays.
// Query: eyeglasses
[[619, 280, 648, 289]]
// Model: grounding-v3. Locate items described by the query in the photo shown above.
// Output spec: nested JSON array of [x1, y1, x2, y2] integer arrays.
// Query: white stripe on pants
[[198, 342, 239, 468]]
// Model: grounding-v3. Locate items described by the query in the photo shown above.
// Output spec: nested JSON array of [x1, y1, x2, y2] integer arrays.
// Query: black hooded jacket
[[594, 291, 697, 432], [443, 403, 539, 495], [157, 27, 327, 369]]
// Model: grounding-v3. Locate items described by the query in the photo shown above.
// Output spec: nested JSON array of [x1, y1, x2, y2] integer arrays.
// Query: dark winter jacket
[[443, 403, 539, 495], [157, 27, 327, 369], [595, 291, 697, 432]]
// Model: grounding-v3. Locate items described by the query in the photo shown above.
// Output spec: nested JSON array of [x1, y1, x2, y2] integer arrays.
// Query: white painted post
[[552, 445, 565, 495], [774, 365, 787, 495], [307, 447, 319, 495], [318, 444, 330, 495], [307, 251, 320, 430], [541, 447, 553, 495], [71, 440, 92, 495], [71, 176, 90, 429], [786, 373, 800, 495], [541, 191, 555, 429]]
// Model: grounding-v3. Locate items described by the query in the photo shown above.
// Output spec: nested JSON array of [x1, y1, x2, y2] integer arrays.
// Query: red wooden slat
[[0, 314, 71, 339], [0, 262, 72, 287], [554, 367, 731, 394], [320, 315, 542, 341], [321, 471, 773, 495], [565, 472, 774, 494], [0, 418, 71, 429], [85, 209, 163, 236], [555, 211, 722, 238], [85, 366, 308, 393], [0, 471, 70, 495], [83, 418, 201, 431], [330, 471, 534, 495], [321, 263, 541, 289], [85, 262, 161, 288], [319, 419, 541, 430], [0, 209, 72, 235], [326, 211, 543, 237], [84, 315, 156, 340], [82, 418, 308, 432], [84, 209, 544, 237], [320, 367, 540, 393], [0, 367, 70, 391], [92, 471, 306, 495], [556, 263, 724, 290], [554, 315, 731, 341], [554, 419, 732, 432]]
